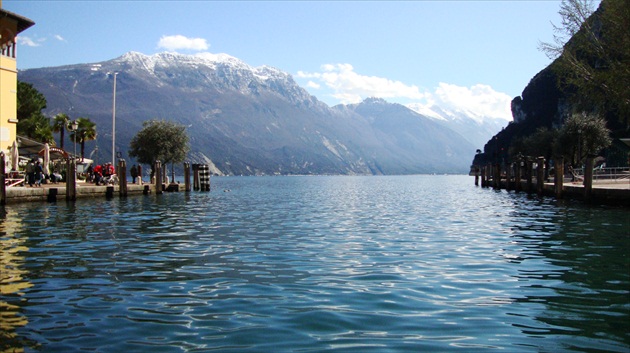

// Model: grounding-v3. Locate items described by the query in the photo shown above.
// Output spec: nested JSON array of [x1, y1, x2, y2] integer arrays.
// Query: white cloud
[[297, 64, 512, 121], [297, 63, 425, 104], [157, 35, 209, 51], [17, 36, 40, 47], [54, 34, 66, 42], [431, 83, 512, 121]]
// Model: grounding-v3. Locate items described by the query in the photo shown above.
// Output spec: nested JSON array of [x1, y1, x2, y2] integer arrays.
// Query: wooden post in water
[[137, 164, 143, 184], [474, 166, 479, 186], [493, 163, 501, 189], [193, 164, 200, 191], [482, 164, 492, 188], [537, 156, 545, 196], [480, 165, 487, 187], [525, 158, 534, 194], [47, 188, 58, 202], [162, 163, 168, 184], [155, 160, 163, 195], [184, 162, 191, 192], [118, 159, 127, 197], [554, 158, 564, 199], [505, 163, 513, 191], [515, 158, 522, 192], [0, 153, 6, 205], [199, 164, 210, 191], [106, 186, 114, 199], [584, 156, 594, 202], [66, 157, 77, 201]]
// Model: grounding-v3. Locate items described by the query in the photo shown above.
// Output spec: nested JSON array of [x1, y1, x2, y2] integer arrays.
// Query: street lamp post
[[577, 129, 582, 168], [70, 120, 79, 161], [112, 72, 118, 165], [70, 120, 79, 178]]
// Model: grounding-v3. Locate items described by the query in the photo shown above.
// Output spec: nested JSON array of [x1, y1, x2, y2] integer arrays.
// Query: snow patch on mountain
[[406, 102, 510, 149], [117, 51, 289, 84], [405, 103, 446, 121]]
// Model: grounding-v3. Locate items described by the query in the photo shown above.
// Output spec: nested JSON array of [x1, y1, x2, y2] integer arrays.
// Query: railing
[[572, 167, 630, 183]]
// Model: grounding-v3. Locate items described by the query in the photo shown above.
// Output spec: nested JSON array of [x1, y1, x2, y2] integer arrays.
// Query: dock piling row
[[473, 156, 629, 205], [1, 160, 213, 204]]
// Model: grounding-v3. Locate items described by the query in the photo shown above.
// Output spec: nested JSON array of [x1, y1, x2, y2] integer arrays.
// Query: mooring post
[[493, 163, 501, 189], [505, 163, 513, 191], [162, 163, 168, 184], [106, 186, 114, 199], [199, 164, 210, 191], [488, 164, 494, 188], [66, 157, 77, 201], [474, 166, 479, 186], [184, 162, 191, 192], [514, 157, 523, 192], [193, 164, 200, 191], [486, 164, 493, 188], [0, 153, 6, 205], [155, 160, 163, 195], [526, 158, 534, 194], [118, 159, 127, 197], [537, 156, 545, 196], [480, 165, 487, 187], [554, 158, 564, 199], [137, 164, 143, 184], [584, 156, 594, 202]]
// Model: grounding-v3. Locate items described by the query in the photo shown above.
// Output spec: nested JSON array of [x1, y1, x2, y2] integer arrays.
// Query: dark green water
[[1, 175, 628, 352]]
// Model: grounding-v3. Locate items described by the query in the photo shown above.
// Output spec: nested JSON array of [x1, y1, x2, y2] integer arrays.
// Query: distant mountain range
[[19, 52, 507, 175]]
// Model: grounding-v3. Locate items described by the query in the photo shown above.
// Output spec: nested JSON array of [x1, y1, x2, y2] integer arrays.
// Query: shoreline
[[2, 181, 161, 204], [490, 178, 630, 207]]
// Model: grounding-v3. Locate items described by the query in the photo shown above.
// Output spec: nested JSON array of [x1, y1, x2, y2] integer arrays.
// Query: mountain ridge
[[19, 51, 489, 175]]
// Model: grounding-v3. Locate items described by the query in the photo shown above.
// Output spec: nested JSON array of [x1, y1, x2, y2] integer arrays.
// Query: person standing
[[25, 159, 35, 187], [93, 164, 103, 185], [130, 164, 138, 184], [34, 161, 44, 187]]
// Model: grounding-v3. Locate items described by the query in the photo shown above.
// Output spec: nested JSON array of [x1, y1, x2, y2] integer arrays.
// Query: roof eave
[[0, 8, 35, 34]]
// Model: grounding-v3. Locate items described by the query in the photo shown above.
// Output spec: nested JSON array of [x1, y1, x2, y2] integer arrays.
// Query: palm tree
[[70, 117, 97, 161], [52, 113, 70, 149]]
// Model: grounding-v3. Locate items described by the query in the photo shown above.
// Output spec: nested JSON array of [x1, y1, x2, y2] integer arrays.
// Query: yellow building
[[0, 1, 34, 165]]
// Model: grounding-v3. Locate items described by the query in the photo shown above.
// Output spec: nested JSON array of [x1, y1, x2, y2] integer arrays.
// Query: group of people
[[84, 163, 140, 185], [86, 162, 116, 185], [25, 158, 45, 187], [21, 160, 141, 187], [24, 158, 62, 186]]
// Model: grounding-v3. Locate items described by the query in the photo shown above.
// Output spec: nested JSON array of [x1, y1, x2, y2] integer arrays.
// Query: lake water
[[1, 175, 628, 352]]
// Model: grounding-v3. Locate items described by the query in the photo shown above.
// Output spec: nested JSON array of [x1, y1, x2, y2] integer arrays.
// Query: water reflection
[[508, 200, 630, 352], [0, 207, 32, 351]]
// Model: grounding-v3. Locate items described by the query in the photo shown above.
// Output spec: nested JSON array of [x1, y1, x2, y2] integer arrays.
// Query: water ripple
[[0, 176, 628, 352]]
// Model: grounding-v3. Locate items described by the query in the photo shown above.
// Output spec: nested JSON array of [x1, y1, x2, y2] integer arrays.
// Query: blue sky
[[4, 1, 587, 121]]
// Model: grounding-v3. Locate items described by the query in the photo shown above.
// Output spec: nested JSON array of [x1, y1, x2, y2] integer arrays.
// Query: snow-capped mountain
[[406, 103, 510, 150], [19, 52, 478, 175]]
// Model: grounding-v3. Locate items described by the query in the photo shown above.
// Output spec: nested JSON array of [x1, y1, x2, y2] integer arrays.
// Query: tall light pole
[[112, 72, 118, 165], [70, 120, 78, 174]]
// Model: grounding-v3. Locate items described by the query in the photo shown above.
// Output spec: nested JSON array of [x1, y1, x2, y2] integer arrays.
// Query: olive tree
[[128, 119, 190, 178], [554, 112, 612, 166]]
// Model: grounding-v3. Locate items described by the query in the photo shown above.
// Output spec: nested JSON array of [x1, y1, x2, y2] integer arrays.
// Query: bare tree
[[539, 0, 630, 127], [538, 0, 597, 60]]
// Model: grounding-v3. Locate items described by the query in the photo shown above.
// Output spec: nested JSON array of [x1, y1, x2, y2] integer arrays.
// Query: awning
[[16, 135, 45, 157]]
